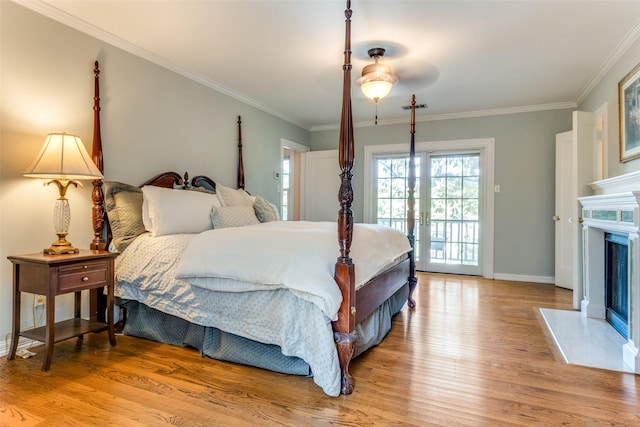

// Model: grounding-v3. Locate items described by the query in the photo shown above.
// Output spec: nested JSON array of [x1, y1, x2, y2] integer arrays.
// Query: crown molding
[[310, 101, 577, 132], [14, 0, 308, 130], [18, 0, 618, 134], [575, 17, 640, 106]]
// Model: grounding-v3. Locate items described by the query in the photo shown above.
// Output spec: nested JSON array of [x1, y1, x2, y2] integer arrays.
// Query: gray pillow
[[103, 181, 147, 252], [253, 195, 279, 222]]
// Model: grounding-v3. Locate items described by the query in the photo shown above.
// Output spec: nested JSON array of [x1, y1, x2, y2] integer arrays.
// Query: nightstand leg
[[8, 264, 21, 361], [74, 291, 81, 318], [107, 285, 116, 346], [42, 295, 55, 371]]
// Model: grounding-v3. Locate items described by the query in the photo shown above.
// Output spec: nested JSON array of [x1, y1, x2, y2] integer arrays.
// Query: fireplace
[[579, 171, 640, 374], [605, 232, 628, 338]]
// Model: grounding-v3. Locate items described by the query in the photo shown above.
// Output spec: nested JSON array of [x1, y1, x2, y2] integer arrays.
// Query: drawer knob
[[81, 276, 89, 282]]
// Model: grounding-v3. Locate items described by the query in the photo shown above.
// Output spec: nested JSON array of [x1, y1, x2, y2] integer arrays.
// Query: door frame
[[280, 138, 309, 220], [364, 138, 495, 279]]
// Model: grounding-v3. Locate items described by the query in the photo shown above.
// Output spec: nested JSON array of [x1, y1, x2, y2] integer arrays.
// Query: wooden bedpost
[[334, 0, 357, 395], [90, 60, 107, 324], [90, 60, 106, 251], [237, 115, 245, 190], [407, 95, 418, 308]]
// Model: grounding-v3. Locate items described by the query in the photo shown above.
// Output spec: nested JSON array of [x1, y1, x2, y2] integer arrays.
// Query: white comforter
[[176, 221, 412, 320]]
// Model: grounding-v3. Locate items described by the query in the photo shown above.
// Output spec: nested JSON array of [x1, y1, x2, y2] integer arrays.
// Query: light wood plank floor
[[1, 273, 639, 426]]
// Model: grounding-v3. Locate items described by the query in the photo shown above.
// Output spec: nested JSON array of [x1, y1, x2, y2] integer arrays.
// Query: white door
[[554, 131, 574, 291], [300, 150, 339, 221], [554, 110, 601, 309]]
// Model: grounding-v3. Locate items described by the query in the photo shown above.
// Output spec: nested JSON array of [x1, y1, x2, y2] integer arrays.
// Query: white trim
[[311, 102, 577, 132], [17, 0, 307, 130], [575, 18, 640, 105], [280, 139, 309, 221], [280, 139, 309, 153], [493, 273, 555, 285], [22, 0, 638, 133], [578, 189, 640, 373], [589, 171, 640, 195], [364, 138, 495, 279]]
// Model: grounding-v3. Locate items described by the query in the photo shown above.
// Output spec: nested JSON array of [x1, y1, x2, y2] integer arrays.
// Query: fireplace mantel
[[578, 171, 640, 374], [589, 170, 640, 195]]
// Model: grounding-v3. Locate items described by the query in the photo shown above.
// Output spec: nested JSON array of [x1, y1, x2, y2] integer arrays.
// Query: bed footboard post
[[407, 95, 418, 308], [334, 261, 356, 394], [333, 0, 357, 395], [334, 326, 357, 395], [237, 115, 245, 190]]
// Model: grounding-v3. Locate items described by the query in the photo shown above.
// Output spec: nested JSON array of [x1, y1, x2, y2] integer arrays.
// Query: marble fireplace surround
[[578, 171, 640, 374]]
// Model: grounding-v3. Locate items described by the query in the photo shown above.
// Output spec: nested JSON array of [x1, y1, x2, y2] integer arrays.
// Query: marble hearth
[[578, 171, 640, 374]]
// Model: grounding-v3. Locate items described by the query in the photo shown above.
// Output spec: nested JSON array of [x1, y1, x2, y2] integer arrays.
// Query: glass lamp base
[[45, 193, 78, 255]]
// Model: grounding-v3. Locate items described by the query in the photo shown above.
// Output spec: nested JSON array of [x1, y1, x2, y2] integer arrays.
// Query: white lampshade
[[24, 132, 103, 180]]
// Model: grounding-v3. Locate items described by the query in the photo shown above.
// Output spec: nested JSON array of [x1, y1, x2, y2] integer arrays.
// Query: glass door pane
[[374, 155, 421, 263], [426, 153, 481, 275], [282, 157, 290, 220]]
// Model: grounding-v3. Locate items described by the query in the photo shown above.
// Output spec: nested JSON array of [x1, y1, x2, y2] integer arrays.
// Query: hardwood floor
[[1, 272, 639, 426]]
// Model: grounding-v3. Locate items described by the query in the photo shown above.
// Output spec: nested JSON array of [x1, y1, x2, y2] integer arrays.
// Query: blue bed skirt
[[118, 284, 408, 377]]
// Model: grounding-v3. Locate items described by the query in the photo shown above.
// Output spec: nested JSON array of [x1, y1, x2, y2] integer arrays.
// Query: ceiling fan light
[[361, 80, 393, 102], [358, 48, 398, 102]]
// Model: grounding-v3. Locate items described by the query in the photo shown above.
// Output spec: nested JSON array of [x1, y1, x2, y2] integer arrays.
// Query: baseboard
[[493, 273, 555, 284], [0, 336, 43, 358]]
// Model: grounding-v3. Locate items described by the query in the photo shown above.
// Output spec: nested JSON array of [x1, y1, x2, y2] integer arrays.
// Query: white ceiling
[[27, 0, 640, 130]]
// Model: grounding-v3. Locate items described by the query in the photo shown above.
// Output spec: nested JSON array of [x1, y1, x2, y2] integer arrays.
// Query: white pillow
[[211, 205, 260, 228], [141, 186, 222, 236], [215, 183, 254, 207]]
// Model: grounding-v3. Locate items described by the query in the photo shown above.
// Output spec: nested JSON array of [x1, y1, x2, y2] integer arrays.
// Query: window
[[374, 155, 421, 260], [282, 156, 290, 220]]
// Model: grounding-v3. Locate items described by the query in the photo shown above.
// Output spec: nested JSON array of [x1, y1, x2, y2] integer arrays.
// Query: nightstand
[[7, 250, 119, 371]]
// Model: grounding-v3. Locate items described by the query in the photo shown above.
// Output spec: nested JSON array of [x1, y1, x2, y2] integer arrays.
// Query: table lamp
[[24, 132, 103, 254]]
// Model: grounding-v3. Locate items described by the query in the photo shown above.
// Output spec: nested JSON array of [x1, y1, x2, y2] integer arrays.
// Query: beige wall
[[0, 1, 309, 352]]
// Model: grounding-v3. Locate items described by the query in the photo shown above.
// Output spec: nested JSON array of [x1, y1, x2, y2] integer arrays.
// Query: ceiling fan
[[353, 41, 438, 123]]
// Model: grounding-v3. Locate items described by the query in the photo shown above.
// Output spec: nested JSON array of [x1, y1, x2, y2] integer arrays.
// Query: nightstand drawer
[[58, 260, 108, 292]]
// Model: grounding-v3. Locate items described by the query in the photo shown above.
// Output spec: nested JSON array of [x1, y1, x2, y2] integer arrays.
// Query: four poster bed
[[88, 0, 418, 396]]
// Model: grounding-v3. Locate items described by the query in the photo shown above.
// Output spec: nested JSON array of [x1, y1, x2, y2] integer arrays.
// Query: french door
[[369, 140, 493, 277], [424, 152, 481, 275]]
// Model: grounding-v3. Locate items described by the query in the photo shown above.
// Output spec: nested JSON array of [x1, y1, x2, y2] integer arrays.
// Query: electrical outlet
[[35, 295, 45, 307]]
